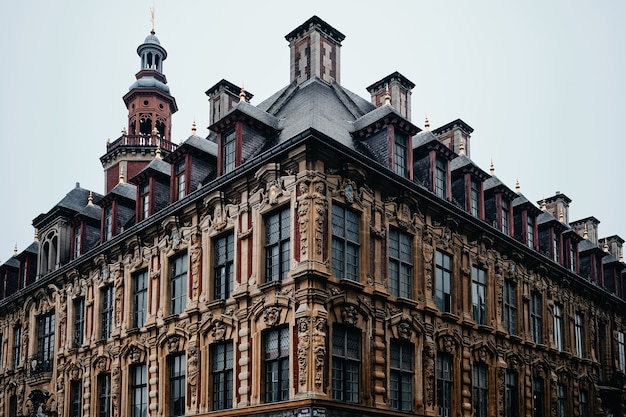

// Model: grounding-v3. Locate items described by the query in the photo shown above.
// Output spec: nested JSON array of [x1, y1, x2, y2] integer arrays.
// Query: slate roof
[[3, 257, 19, 268], [412, 131, 440, 149], [78, 203, 102, 221], [450, 155, 490, 179], [182, 135, 218, 157], [33, 185, 104, 228], [131, 157, 171, 182]]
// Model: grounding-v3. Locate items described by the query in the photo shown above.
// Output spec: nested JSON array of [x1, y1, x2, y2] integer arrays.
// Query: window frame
[[530, 292, 542, 344], [503, 280, 517, 335], [505, 370, 518, 417], [211, 341, 234, 411], [101, 285, 114, 340], [389, 340, 413, 411], [436, 353, 453, 417], [331, 204, 361, 281], [264, 327, 290, 403], [169, 353, 186, 417], [575, 312, 584, 357], [130, 363, 148, 417], [73, 297, 85, 348], [140, 182, 150, 220], [618, 331, 626, 372], [394, 133, 408, 177], [473, 363, 488, 417], [265, 206, 291, 283], [214, 233, 234, 300], [435, 251, 452, 313], [12, 324, 22, 370], [332, 325, 361, 403], [70, 380, 82, 417], [37, 312, 55, 372], [98, 373, 111, 417], [470, 178, 480, 217], [222, 130, 236, 174], [170, 253, 188, 316], [472, 266, 487, 325], [132, 270, 148, 328], [533, 378, 544, 417], [553, 304, 563, 351], [175, 160, 186, 201], [389, 228, 413, 299]]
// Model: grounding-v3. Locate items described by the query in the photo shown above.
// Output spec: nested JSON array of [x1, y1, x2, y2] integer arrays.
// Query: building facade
[[0, 16, 625, 417]]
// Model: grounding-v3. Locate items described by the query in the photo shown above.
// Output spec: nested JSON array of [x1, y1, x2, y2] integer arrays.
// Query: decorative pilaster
[[237, 326, 251, 407], [148, 353, 159, 416]]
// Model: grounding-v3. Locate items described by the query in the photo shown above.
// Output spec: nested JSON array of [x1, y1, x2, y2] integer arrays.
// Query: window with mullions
[[264, 327, 289, 402], [140, 182, 150, 220], [557, 384, 567, 417], [470, 178, 480, 217], [553, 233, 560, 263], [9, 394, 17, 417], [73, 225, 81, 258], [505, 370, 518, 417], [501, 199, 510, 235], [390, 340, 413, 411], [533, 378, 544, 417], [130, 363, 147, 417], [575, 312, 584, 358], [101, 285, 113, 339], [104, 205, 113, 241], [222, 130, 236, 174], [212, 342, 234, 411], [332, 326, 361, 403], [98, 373, 111, 417], [175, 160, 186, 201], [435, 157, 447, 199], [527, 216, 535, 248], [331, 205, 360, 281], [553, 304, 563, 351], [472, 267, 487, 325], [169, 353, 186, 417], [73, 297, 85, 347], [436, 353, 453, 417], [473, 363, 488, 417], [214, 233, 234, 300], [435, 251, 452, 313], [133, 270, 148, 328], [265, 207, 290, 282], [530, 292, 542, 344], [12, 324, 22, 370], [618, 331, 626, 372], [37, 312, 55, 372], [389, 229, 413, 298], [579, 389, 589, 417], [504, 280, 517, 335], [394, 133, 408, 177], [70, 380, 82, 417], [170, 253, 188, 315]]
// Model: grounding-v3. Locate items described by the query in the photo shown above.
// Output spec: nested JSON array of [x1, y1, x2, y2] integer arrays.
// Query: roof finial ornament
[[191, 119, 197, 135], [604, 241, 609, 253], [122, 127, 127, 136], [489, 159, 495, 176], [152, 126, 159, 136], [13, 244, 18, 256], [558, 208, 564, 222], [150, 2, 156, 35], [583, 224, 589, 239], [515, 178, 520, 194], [239, 84, 247, 103], [619, 247, 623, 263], [424, 114, 430, 132], [155, 145, 162, 159], [459, 138, 465, 155], [384, 84, 391, 106], [541, 198, 547, 211], [88, 191, 94, 206], [34, 229, 39, 243], [119, 169, 125, 184]]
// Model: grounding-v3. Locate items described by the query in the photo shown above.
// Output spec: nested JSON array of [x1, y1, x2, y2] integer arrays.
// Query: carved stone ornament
[[96, 356, 108, 373], [167, 334, 181, 353], [129, 346, 142, 364], [397, 321, 413, 341], [296, 317, 310, 386], [69, 364, 81, 381], [267, 179, 283, 205], [340, 305, 359, 326], [313, 317, 327, 387], [212, 320, 226, 342], [263, 306, 282, 327]]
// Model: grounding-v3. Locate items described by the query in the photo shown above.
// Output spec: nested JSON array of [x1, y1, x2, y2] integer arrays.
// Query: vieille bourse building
[[0, 16, 624, 417]]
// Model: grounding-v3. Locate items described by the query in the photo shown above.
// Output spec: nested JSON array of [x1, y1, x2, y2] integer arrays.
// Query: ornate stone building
[[0, 15, 625, 417]]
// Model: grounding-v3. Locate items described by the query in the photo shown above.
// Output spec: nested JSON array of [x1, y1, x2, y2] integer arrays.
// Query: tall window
[[394, 133, 408, 177], [503, 280, 517, 335], [37, 312, 55, 372], [435, 158, 447, 199], [389, 229, 413, 298], [435, 251, 452, 313], [505, 370, 518, 417], [436, 353, 453, 417], [73, 297, 85, 347], [557, 384, 567, 417], [73, 225, 81, 258], [569, 244, 577, 272], [175, 160, 186, 201], [12, 325, 22, 370], [130, 364, 147, 417], [9, 394, 17, 417], [553, 304, 563, 351], [472, 267, 487, 325], [170, 253, 188, 315], [530, 292, 542, 344], [331, 205, 360, 281], [527, 215, 535, 248], [98, 373, 111, 417], [575, 313, 584, 357], [169, 354, 186, 417], [332, 326, 361, 403], [140, 182, 150, 220], [390, 340, 413, 411], [618, 331, 626, 372], [212, 342, 233, 411], [553, 232, 560, 263], [501, 199, 510, 234], [264, 327, 289, 403], [70, 380, 82, 417], [265, 207, 290, 282], [133, 271, 148, 328], [470, 178, 480, 217], [222, 130, 236, 174], [101, 286, 113, 339], [104, 205, 113, 241], [579, 389, 589, 417], [473, 363, 488, 417], [533, 378, 544, 417], [214, 233, 234, 300]]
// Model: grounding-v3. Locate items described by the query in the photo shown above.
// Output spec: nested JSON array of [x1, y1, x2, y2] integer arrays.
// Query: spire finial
[[122, 127, 127, 136], [119, 169, 125, 184], [541, 198, 547, 211], [515, 178, 520, 194], [155, 146, 162, 159], [459, 138, 465, 155], [191, 119, 197, 135], [150, 2, 156, 34], [384, 84, 391, 106], [88, 191, 94, 206], [13, 244, 17, 256], [424, 114, 430, 132], [583, 224, 589, 239], [604, 241, 609, 253], [489, 159, 495, 176], [34, 229, 39, 243], [620, 247, 624, 263], [558, 208, 564, 222], [239, 84, 246, 103]]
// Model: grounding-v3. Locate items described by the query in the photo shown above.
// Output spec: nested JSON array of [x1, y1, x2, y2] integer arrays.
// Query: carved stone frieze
[[263, 306, 282, 327]]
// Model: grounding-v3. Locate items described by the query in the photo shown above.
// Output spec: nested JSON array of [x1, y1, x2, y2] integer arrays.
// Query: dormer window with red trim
[[502, 200, 510, 235], [470, 179, 480, 217], [435, 157, 447, 199], [393, 133, 408, 177], [222, 129, 236, 174], [73, 224, 82, 259], [104, 205, 114, 241], [140, 182, 150, 220], [175, 160, 186, 201]]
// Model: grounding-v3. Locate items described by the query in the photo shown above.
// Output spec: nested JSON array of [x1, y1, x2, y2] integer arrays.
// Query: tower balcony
[[106, 133, 178, 154]]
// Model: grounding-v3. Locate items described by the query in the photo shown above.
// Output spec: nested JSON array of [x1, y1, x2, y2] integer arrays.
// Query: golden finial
[[88, 191, 94, 206], [384, 84, 391, 106], [122, 127, 127, 135], [424, 114, 430, 132], [191, 120, 197, 135], [583, 224, 588, 239], [150, 2, 156, 34], [515, 178, 520, 194], [459, 138, 465, 155], [152, 126, 158, 136], [558, 208, 564, 222], [489, 159, 495, 176], [604, 241, 609, 253], [541, 198, 547, 211], [239, 85, 246, 103], [13, 244, 18, 256], [155, 146, 162, 159], [119, 169, 125, 184], [620, 247, 623, 263]]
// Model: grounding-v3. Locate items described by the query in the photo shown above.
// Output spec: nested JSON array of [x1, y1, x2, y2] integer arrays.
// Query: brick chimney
[[205, 79, 253, 125], [366, 71, 415, 121], [285, 16, 345, 85], [571, 216, 600, 244], [432, 119, 474, 157], [541, 192, 571, 225]]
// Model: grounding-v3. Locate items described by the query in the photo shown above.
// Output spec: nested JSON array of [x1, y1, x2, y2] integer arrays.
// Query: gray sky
[[1, 1, 625, 259]]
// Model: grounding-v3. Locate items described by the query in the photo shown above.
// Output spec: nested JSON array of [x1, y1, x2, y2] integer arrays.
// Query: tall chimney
[[366, 71, 415, 121], [285, 16, 345, 86]]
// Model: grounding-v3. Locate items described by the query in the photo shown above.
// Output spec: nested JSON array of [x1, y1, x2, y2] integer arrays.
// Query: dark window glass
[[579, 389, 588, 417], [394, 133, 408, 177], [37, 312, 55, 371], [470, 178, 480, 217], [436, 251, 452, 313], [74, 297, 85, 347], [175, 160, 186, 200], [169, 353, 186, 417], [389, 229, 413, 298], [557, 384, 567, 417], [435, 158, 447, 198], [101, 285, 113, 339], [390, 340, 413, 411], [140, 182, 150, 220], [504, 280, 517, 335], [212, 342, 233, 410], [530, 292, 542, 344], [505, 370, 518, 417], [553, 304, 563, 351], [436, 353, 453, 417], [332, 326, 361, 403], [265, 207, 290, 282], [12, 325, 22, 370], [331, 205, 360, 281], [575, 313, 584, 357], [533, 378, 544, 417], [223, 130, 236, 174], [501, 199, 509, 234], [98, 373, 111, 417], [473, 363, 488, 417], [214, 233, 234, 299], [70, 380, 82, 417], [527, 215, 535, 248], [130, 364, 147, 417], [170, 254, 188, 315], [133, 270, 148, 328], [472, 267, 487, 325], [105, 205, 113, 241], [264, 327, 289, 402]]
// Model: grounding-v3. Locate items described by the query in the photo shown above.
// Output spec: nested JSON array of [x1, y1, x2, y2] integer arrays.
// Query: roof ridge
[[265, 81, 299, 115], [330, 83, 366, 119]]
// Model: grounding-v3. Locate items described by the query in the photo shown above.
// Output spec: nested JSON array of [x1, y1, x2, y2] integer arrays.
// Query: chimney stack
[[366, 71, 415, 121]]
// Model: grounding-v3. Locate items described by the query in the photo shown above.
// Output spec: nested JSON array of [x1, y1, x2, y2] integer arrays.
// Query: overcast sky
[[1, 1, 624, 259]]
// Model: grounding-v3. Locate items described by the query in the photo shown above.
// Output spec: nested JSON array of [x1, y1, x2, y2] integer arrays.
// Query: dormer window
[[175, 160, 186, 200], [470, 179, 480, 217], [527, 216, 535, 249], [393, 133, 408, 177], [104, 206, 113, 241], [502, 200, 510, 235], [73, 225, 82, 259], [435, 158, 447, 199], [222, 130, 236, 174], [140, 183, 150, 220], [552, 232, 560, 263]]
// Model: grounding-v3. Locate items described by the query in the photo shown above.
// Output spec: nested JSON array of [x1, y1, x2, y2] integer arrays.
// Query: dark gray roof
[[412, 131, 440, 149], [22, 241, 39, 255], [3, 257, 19, 268], [602, 253, 619, 265], [537, 210, 558, 225], [352, 104, 401, 132], [56, 186, 103, 212], [143, 157, 171, 176], [110, 182, 137, 201], [483, 176, 504, 191], [182, 135, 218, 157], [578, 239, 604, 253], [78, 203, 102, 221], [232, 102, 280, 130]]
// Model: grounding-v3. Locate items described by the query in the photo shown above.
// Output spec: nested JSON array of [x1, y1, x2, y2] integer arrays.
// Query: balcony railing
[[106, 134, 178, 153], [26, 352, 53, 382]]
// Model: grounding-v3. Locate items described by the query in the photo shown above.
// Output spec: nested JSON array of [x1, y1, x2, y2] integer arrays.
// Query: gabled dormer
[[97, 180, 136, 243], [433, 119, 474, 157], [164, 124, 219, 202], [537, 205, 568, 263], [129, 153, 171, 221], [412, 131, 456, 201], [599, 236, 625, 298], [209, 100, 280, 176], [0, 256, 19, 299], [69, 192, 102, 260], [366, 72, 415, 121], [16, 241, 38, 290], [484, 174, 517, 237], [578, 238, 607, 284], [562, 228, 583, 273], [513, 192, 542, 250], [450, 153, 489, 218], [352, 104, 420, 179]]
